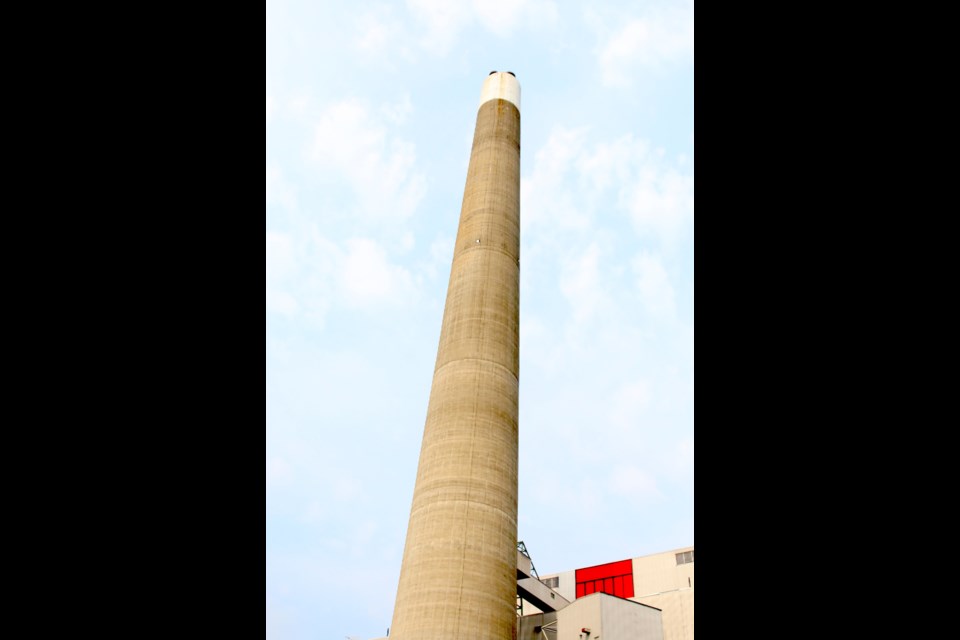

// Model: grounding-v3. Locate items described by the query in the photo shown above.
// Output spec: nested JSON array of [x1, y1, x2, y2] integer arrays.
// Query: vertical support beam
[[389, 71, 521, 639]]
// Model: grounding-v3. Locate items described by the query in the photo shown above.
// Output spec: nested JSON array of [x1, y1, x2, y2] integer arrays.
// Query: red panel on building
[[574, 559, 634, 599]]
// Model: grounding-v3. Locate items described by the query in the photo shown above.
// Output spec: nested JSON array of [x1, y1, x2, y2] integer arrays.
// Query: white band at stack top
[[479, 71, 520, 111]]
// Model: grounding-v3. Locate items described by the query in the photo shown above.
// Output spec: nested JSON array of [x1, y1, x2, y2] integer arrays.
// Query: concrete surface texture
[[389, 71, 522, 639]]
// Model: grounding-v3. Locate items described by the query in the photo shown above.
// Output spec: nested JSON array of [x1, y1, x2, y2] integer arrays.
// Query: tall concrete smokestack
[[389, 71, 521, 639]]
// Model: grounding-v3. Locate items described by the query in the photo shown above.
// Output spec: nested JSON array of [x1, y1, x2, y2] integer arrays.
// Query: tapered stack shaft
[[389, 71, 521, 639]]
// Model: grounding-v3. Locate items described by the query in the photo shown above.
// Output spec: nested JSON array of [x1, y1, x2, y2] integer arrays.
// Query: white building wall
[[557, 595, 601, 640], [632, 547, 694, 640], [599, 594, 663, 640], [553, 593, 663, 640], [554, 569, 576, 602]]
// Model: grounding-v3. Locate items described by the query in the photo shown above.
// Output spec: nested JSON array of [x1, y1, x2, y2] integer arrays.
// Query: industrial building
[[525, 545, 694, 640]]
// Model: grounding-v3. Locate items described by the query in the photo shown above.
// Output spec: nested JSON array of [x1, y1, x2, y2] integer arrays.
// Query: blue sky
[[266, 1, 694, 638]]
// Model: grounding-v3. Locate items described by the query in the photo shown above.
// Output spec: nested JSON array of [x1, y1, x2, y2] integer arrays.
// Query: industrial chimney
[[389, 71, 521, 639]]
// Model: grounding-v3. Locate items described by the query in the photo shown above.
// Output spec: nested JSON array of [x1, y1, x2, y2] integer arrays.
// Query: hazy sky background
[[266, 1, 693, 638]]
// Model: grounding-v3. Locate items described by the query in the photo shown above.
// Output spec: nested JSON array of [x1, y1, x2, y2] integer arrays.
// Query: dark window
[[675, 550, 694, 565]]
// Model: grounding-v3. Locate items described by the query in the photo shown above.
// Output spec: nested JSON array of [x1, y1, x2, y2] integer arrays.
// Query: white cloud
[[520, 126, 591, 234], [621, 167, 694, 250], [266, 231, 306, 318], [429, 234, 452, 264], [632, 251, 676, 320], [266, 231, 297, 281], [340, 237, 417, 308], [610, 465, 661, 501], [289, 95, 309, 117], [594, 2, 694, 87], [609, 379, 653, 430], [332, 475, 363, 502], [669, 436, 694, 480], [525, 125, 693, 257], [266, 290, 300, 317], [532, 126, 586, 177], [519, 126, 691, 386], [471, 0, 522, 36], [519, 314, 547, 345], [576, 135, 649, 194], [417, 233, 453, 282], [266, 229, 337, 323], [406, 0, 472, 55], [471, 0, 558, 36], [265, 166, 298, 212], [301, 500, 327, 524], [357, 18, 391, 55], [266, 456, 293, 488], [404, 0, 559, 55], [267, 226, 419, 321], [356, 6, 397, 56], [559, 242, 610, 326], [354, 4, 418, 62], [399, 231, 415, 252], [309, 98, 426, 223], [380, 93, 413, 125], [523, 128, 693, 251], [267, 95, 274, 123]]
